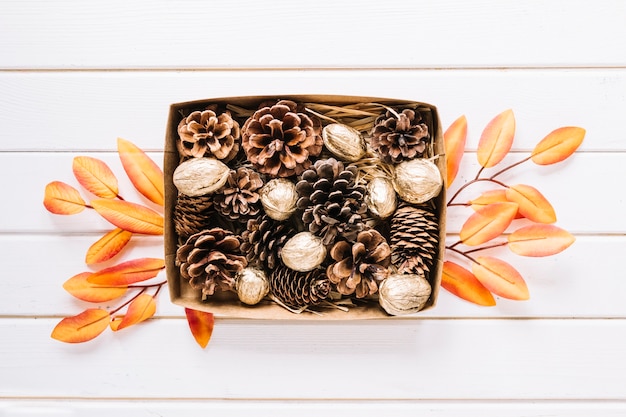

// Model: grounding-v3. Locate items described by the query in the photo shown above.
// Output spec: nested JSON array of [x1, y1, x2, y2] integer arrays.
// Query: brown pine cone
[[241, 100, 323, 178], [213, 167, 263, 222], [240, 215, 296, 270], [390, 203, 439, 276], [326, 229, 391, 298], [176, 228, 247, 296], [174, 194, 214, 242], [371, 108, 429, 164], [270, 265, 331, 310], [296, 158, 367, 246], [177, 108, 240, 162]]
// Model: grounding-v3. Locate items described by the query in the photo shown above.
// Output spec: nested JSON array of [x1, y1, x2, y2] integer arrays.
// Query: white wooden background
[[1, 0, 625, 415]]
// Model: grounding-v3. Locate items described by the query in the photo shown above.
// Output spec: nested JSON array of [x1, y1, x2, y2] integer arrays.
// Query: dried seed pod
[[378, 273, 432, 316], [322, 123, 366, 162], [236, 267, 270, 305], [365, 177, 397, 219], [173, 157, 230, 197], [393, 158, 443, 204], [259, 178, 298, 221], [280, 231, 327, 272]]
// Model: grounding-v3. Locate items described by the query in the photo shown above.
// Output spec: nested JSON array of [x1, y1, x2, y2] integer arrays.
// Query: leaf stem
[[464, 241, 508, 254], [445, 245, 478, 264], [447, 178, 510, 205], [109, 287, 147, 315], [489, 155, 532, 180]]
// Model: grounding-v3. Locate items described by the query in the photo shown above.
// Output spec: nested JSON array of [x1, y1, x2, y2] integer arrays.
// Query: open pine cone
[[241, 100, 323, 178], [390, 203, 439, 276], [177, 108, 240, 162], [240, 214, 296, 270], [174, 194, 215, 243], [270, 265, 331, 310], [326, 229, 391, 298], [296, 158, 367, 246], [370, 108, 429, 164], [213, 167, 263, 222], [176, 228, 247, 296]]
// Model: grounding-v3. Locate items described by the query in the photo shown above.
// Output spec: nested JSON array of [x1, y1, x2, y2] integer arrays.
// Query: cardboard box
[[165, 95, 446, 319]]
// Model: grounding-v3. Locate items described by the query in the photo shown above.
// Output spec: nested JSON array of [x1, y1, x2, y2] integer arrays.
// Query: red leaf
[[72, 156, 119, 199], [117, 138, 165, 206], [472, 257, 529, 300], [51, 308, 110, 343], [531, 127, 585, 165], [88, 258, 165, 286], [444, 115, 467, 187], [43, 181, 86, 215], [185, 308, 215, 349], [91, 198, 164, 235], [441, 261, 496, 306], [477, 109, 515, 168], [114, 294, 157, 331], [508, 224, 576, 257], [505, 184, 556, 224], [63, 272, 127, 303], [459, 202, 518, 246], [85, 228, 133, 265]]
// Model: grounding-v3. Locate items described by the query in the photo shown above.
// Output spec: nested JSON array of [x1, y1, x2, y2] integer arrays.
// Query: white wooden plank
[[0, 70, 622, 151], [0, 234, 621, 318], [2, 399, 626, 417], [1, 0, 625, 69], [1, 318, 625, 400]]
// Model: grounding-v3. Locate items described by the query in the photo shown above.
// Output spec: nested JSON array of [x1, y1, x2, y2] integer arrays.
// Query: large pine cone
[[176, 228, 247, 296], [270, 265, 331, 310], [371, 108, 429, 164], [390, 203, 439, 276], [240, 215, 296, 270], [174, 194, 215, 243], [326, 229, 391, 298], [241, 100, 323, 178], [177, 108, 240, 162], [296, 158, 367, 246], [213, 167, 263, 222]]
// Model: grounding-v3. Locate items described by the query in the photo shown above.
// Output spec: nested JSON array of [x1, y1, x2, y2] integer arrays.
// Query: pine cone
[[177, 108, 240, 162], [371, 108, 429, 164], [326, 229, 391, 298], [390, 203, 439, 276], [241, 100, 323, 177], [213, 167, 263, 222], [270, 265, 331, 310], [240, 215, 296, 270], [176, 228, 247, 296], [296, 158, 367, 246], [174, 194, 214, 242]]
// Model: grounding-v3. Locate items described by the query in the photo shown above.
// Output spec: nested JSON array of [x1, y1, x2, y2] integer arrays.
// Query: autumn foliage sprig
[[442, 110, 585, 305]]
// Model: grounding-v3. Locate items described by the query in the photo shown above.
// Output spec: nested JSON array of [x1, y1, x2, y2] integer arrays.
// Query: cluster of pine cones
[[173, 99, 440, 313]]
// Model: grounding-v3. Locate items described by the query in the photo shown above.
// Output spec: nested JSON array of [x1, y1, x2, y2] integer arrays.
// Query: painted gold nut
[[393, 158, 443, 204], [236, 267, 270, 305], [322, 123, 366, 162], [280, 232, 327, 272], [259, 178, 298, 221], [378, 273, 432, 316], [173, 157, 230, 197], [365, 177, 397, 219]]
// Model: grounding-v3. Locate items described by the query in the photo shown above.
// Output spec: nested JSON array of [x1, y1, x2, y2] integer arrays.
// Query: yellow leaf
[[441, 261, 495, 306], [72, 156, 119, 199], [459, 202, 518, 246], [63, 272, 127, 303], [444, 115, 467, 187], [117, 138, 165, 206], [477, 109, 515, 168], [472, 257, 529, 300], [505, 184, 556, 224], [91, 198, 164, 235], [51, 309, 110, 343], [85, 228, 133, 265], [531, 127, 585, 165], [508, 224, 575, 257], [43, 181, 86, 215]]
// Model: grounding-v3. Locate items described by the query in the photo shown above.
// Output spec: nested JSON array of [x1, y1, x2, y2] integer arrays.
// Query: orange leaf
[[109, 316, 124, 331], [444, 115, 467, 187], [472, 256, 529, 300], [72, 156, 119, 199], [508, 224, 575, 257], [117, 137, 165, 206], [43, 181, 86, 215], [185, 308, 215, 349], [470, 189, 523, 219], [85, 228, 133, 265], [505, 184, 556, 224], [459, 202, 518, 246], [91, 198, 164, 235], [88, 257, 165, 286], [51, 308, 110, 343], [441, 261, 496, 306], [531, 127, 585, 165], [477, 109, 515, 168], [63, 272, 127, 303], [114, 294, 156, 331]]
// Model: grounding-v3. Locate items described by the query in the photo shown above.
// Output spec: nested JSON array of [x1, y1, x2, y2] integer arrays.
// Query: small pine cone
[[326, 229, 391, 298], [176, 228, 247, 296], [390, 203, 440, 276], [240, 215, 296, 270], [241, 100, 323, 177], [177, 108, 240, 162], [174, 194, 214, 242], [296, 158, 367, 246], [213, 167, 263, 222], [371, 108, 429, 164], [270, 265, 331, 310]]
